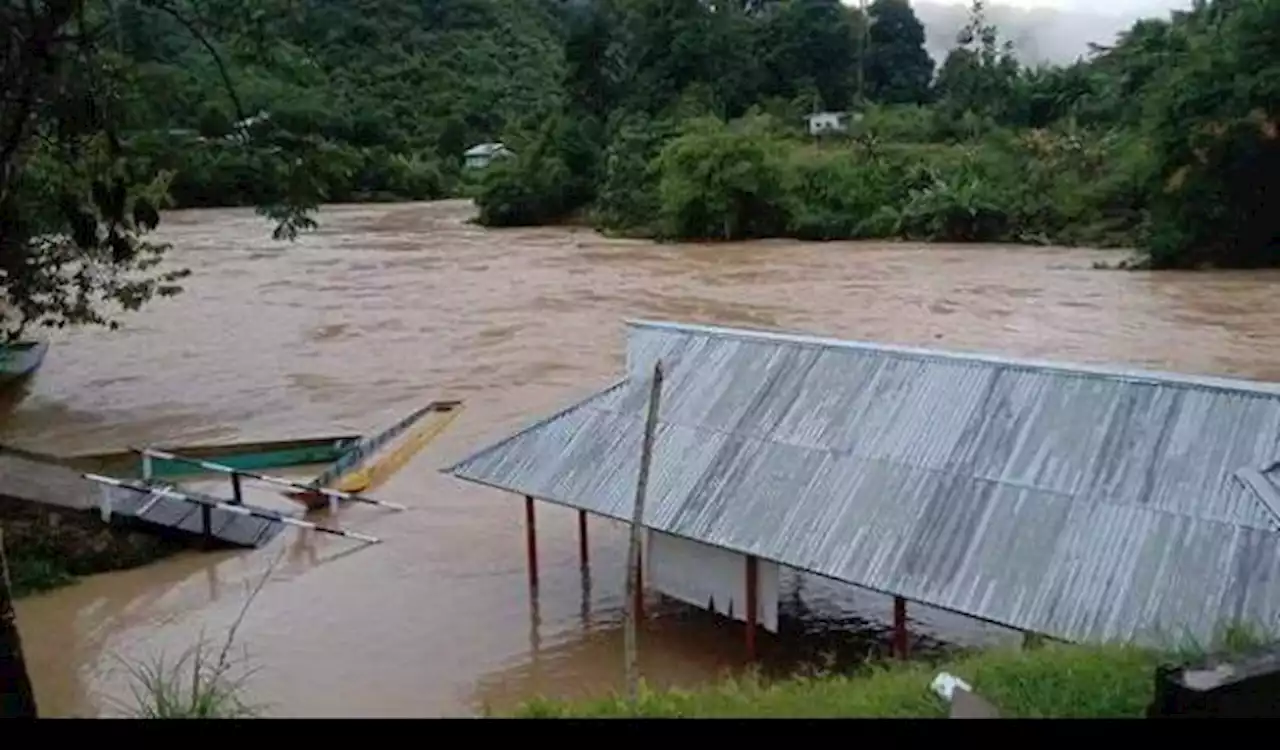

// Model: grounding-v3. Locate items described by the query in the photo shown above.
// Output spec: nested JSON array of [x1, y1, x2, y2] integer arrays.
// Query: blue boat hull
[[0, 341, 48, 385]]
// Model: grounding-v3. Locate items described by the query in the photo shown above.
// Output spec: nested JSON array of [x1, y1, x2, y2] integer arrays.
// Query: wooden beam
[[524, 495, 538, 590], [893, 596, 909, 659], [745, 555, 759, 662]]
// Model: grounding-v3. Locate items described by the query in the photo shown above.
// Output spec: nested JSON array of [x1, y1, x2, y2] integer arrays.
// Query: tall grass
[[517, 642, 1164, 718], [111, 548, 284, 718], [514, 623, 1280, 719]]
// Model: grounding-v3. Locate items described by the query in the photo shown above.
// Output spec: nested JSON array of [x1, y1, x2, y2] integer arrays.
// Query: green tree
[[654, 116, 790, 240], [1140, 0, 1280, 268], [0, 0, 324, 342], [933, 1, 1021, 128], [864, 0, 934, 105], [757, 0, 861, 112]]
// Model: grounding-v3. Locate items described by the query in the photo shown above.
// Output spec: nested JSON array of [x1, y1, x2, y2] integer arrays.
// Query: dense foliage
[[3, 0, 1277, 341], [469, 0, 1276, 270]]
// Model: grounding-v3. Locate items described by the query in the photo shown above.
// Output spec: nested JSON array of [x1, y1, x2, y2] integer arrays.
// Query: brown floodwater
[[6, 199, 1280, 717]]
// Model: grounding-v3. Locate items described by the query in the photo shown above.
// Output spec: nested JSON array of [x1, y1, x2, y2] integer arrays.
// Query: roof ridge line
[[624, 319, 1280, 399]]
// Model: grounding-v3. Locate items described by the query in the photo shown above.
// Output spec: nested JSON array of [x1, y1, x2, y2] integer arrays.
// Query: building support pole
[[578, 509, 589, 570], [893, 596, 909, 659], [745, 555, 759, 662], [524, 495, 538, 591]]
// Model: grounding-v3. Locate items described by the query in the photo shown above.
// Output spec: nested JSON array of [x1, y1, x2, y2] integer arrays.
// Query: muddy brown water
[[6, 200, 1280, 717]]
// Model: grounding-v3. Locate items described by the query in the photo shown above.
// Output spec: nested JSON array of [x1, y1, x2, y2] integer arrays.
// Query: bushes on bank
[[479, 112, 1154, 249]]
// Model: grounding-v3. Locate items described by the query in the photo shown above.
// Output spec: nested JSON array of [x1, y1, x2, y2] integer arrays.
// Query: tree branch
[[142, 0, 247, 122]]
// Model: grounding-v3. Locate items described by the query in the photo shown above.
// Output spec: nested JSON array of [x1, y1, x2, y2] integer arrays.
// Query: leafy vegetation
[[465, 0, 1277, 271], [513, 623, 1280, 719], [516, 642, 1163, 718]]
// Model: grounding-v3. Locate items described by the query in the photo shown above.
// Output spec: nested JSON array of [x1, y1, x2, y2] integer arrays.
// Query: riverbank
[[0, 494, 184, 598], [512, 642, 1167, 718]]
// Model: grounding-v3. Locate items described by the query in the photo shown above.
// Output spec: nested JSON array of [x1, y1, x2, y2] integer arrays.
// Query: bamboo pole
[[0, 529, 38, 718], [624, 361, 664, 704]]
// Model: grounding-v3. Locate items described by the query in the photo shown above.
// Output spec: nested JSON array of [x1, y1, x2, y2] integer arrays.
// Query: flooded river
[[7, 200, 1280, 717]]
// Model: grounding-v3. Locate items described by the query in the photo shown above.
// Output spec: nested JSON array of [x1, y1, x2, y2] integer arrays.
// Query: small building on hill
[[804, 111, 852, 136], [463, 142, 514, 170]]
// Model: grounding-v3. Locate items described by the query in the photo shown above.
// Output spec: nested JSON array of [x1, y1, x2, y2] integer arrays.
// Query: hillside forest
[[2, 0, 1278, 341]]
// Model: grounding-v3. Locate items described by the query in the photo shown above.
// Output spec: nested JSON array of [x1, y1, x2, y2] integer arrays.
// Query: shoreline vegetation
[[89, 0, 1273, 274], [0, 496, 185, 599], [513, 642, 1166, 718], [510, 625, 1276, 719]]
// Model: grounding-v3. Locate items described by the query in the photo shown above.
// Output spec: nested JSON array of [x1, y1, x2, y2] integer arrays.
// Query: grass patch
[[516, 620, 1280, 719], [0, 505, 187, 599], [108, 547, 284, 718], [7, 551, 77, 598], [514, 642, 1167, 718]]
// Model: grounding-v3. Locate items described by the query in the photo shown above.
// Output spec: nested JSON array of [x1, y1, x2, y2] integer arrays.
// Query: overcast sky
[[876, 0, 1197, 65]]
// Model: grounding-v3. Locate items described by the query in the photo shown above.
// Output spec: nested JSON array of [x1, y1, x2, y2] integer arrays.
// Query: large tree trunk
[[0, 529, 39, 718]]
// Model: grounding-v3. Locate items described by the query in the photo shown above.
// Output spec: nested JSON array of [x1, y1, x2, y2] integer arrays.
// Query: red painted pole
[[745, 555, 759, 662], [893, 596, 909, 659], [578, 509, 588, 569], [524, 495, 538, 590]]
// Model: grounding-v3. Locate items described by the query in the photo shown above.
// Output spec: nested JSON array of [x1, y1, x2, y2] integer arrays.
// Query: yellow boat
[[286, 400, 463, 510]]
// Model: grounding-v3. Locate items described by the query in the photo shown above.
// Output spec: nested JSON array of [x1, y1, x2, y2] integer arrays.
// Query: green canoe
[[0, 340, 48, 387], [63, 435, 363, 480]]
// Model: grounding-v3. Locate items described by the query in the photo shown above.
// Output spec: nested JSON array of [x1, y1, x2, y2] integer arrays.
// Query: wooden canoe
[[63, 435, 364, 480], [0, 341, 48, 386], [287, 400, 463, 510]]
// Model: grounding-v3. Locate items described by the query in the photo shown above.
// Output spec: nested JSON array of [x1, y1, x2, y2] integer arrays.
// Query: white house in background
[[804, 111, 852, 136], [463, 142, 514, 169]]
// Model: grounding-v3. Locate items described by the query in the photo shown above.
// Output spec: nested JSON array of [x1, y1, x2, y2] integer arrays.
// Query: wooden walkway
[[97, 481, 297, 548], [0, 448, 99, 511], [0, 446, 294, 549]]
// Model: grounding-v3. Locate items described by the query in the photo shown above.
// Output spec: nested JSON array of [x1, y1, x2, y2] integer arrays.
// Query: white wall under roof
[[647, 529, 780, 633]]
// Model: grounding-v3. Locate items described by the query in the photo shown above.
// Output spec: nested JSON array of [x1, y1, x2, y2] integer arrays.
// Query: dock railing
[[82, 473, 382, 544]]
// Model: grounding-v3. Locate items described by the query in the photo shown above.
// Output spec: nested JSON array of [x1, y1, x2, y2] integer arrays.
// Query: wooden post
[[625, 361, 664, 703], [745, 555, 759, 662], [524, 495, 538, 590], [578, 509, 588, 569], [0, 530, 38, 718], [201, 504, 213, 549], [230, 473, 244, 505], [893, 596, 909, 659], [634, 544, 644, 620]]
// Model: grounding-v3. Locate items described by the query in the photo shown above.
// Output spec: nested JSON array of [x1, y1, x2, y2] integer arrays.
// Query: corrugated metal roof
[[445, 320, 1280, 647]]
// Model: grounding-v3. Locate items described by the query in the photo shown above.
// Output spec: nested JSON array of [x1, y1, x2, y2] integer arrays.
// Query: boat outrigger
[[284, 400, 464, 510]]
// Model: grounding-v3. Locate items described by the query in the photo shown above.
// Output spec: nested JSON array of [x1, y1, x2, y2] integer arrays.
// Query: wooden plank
[[138, 496, 200, 529], [0, 452, 98, 511]]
